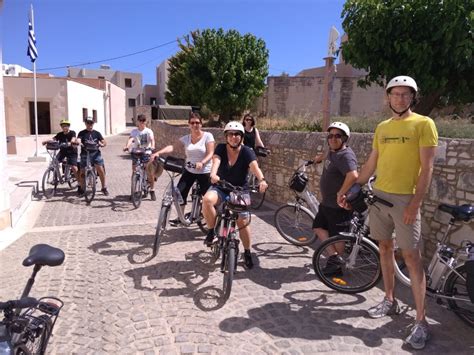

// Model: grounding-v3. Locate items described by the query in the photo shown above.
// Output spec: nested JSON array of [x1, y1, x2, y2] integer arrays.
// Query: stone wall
[[151, 120, 473, 258]]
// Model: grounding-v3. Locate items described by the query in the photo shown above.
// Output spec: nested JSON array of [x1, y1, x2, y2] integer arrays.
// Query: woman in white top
[[154, 112, 215, 223]]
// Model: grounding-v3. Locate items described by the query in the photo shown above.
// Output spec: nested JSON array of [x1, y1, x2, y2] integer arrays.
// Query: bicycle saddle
[[22, 244, 65, 267], [438, 204, 473, 222]]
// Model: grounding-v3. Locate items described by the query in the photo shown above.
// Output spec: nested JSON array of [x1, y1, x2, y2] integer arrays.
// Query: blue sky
[[2, 0, 346, 85]]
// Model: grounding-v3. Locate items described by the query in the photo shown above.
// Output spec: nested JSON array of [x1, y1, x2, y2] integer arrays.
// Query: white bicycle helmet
[[224, 121, 245, 136], [327, 121, 350, 138], [386, 75, 418, 93]]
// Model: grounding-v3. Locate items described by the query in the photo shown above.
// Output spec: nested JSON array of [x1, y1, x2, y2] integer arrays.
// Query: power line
[[37, 39, 179, 71]]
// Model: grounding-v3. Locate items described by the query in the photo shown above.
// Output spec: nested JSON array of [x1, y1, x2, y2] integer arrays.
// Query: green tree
[[341, 0, 473, 115], [166, 28, 269, 122]]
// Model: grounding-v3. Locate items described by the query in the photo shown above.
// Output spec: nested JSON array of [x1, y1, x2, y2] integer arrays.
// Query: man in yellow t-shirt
[[356, 76, 438, 350]]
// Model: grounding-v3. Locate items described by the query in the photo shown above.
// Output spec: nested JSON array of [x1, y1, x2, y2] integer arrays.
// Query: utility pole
[[321, 26, 339, 132]]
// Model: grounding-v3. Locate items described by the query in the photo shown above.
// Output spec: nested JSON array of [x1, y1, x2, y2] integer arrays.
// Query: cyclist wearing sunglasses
[[202, 121, 268, 269], [312, 122, 358, 275]]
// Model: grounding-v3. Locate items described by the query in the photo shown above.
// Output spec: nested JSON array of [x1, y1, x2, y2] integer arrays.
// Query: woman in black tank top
[[242, 114, 265, 150]]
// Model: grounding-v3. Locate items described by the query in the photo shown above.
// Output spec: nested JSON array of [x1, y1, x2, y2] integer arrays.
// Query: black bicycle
[[81, 142, 101, 203], [246, 146, 271, 209], [128, 147, 152, 209], [42, 141, 77, 198], [0, 244, 65, 354], [210, 180, 251, 300]]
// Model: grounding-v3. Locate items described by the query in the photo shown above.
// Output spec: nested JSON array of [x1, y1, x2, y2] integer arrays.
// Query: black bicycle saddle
[[438, 204, 474, 222], [22, 244, 65, 267]]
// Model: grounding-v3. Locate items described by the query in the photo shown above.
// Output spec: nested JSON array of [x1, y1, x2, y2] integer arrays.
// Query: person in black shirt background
[[242, 114, 265, 151]]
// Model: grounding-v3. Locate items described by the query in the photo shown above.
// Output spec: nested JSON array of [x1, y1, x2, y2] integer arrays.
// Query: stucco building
[[68, 65, 141, 125]]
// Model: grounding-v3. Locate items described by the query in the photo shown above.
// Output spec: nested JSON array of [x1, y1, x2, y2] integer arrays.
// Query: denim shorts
[[80, 151, 104, 168], [207, 186, 250, 219]]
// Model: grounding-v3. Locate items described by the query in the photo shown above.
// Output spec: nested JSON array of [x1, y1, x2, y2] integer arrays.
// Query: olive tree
[[341, 0, 473, 115], [166, 28, 269, 122]]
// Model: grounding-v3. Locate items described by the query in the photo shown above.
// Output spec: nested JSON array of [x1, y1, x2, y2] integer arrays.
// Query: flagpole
[[33, 60, 38, 157]]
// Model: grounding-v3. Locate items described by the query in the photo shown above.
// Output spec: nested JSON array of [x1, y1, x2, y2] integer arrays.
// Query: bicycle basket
[[289, 172, 308, 193], [46, 141, 60, 151], [227, 191, 250, 212], [163, 156, 185, 173], [255, 146, 270, 157]]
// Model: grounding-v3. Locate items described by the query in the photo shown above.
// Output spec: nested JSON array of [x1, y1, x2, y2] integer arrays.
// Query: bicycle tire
[[65, 165, 78, 189], [83, 170, 96, 203], [274, 204, 316, 246], [42, 168, 57, 198], [131, 172, 143, 208], [153, 205, 170, 257], [444, 264, 474, 327], [223, 239, 237, 300], [15, 314, 52, 355], [313, 235, 382, 294]]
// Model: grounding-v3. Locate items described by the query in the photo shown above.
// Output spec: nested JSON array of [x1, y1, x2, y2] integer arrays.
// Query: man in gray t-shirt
[[313, 122, 358, 275]]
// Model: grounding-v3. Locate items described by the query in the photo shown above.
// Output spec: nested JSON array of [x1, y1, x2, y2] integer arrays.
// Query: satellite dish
[[327, 26, 340, 57]]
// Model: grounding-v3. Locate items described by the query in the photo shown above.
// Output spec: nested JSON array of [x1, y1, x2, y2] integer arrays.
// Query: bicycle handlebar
[[0, 297, 38, 311], [365, 176, 393, 208], [215, 179, 246, 192]]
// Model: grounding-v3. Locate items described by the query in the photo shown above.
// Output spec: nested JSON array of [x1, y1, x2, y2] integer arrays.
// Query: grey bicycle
[[153, 156, 208, 257], [128, 147, 152, 209], [42, 141, 77, 198], [0, 244, 65, 354], [274, 160, 320, 246]]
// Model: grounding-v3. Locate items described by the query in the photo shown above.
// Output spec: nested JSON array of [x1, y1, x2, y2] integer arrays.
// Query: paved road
[[1, 131, 473, 354]]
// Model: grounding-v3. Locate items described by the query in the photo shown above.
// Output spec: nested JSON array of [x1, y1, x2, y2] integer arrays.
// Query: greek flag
[[27, 5, 38, 62]]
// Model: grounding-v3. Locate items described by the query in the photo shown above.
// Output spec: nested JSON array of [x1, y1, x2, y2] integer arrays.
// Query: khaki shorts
[[369, 189, 421, 250], [146, 158, 164, 179]]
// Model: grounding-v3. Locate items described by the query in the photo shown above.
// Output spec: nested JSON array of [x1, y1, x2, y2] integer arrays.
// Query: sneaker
[[322, 255, 343, 276], [367, 297, 400, 319], [243, 250, 254, 269], [101, 188, 109, 196], [150, 191, 156, 201], [77, 187, 84, 197], [205, 230, 215, 247], [169, 218, 180, 227], [405, 320, 430, 350]]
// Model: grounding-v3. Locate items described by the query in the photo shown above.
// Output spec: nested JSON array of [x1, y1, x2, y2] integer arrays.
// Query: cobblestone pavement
[[1, 131, 473, 354]]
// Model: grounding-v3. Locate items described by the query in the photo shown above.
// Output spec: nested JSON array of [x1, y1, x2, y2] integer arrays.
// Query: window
[[150, 97, 157, 105], [151, 106, 158, 120], [98, 76, 105, 80], [128, 98, 136, 107], [92, 110, 97, 122], [125, 78, 132, 88], [82, 108, 88, 120]]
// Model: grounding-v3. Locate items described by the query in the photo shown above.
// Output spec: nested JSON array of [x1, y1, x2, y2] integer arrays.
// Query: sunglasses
[[189, 121, 201, 125], [226, 132, 242, 137], [327, 133, 343, 139], [244, 118, 253, 122]]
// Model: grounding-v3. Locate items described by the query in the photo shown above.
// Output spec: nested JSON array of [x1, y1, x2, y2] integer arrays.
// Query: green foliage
[[166, 28, 269, 122], [341, 0, 474, 115]]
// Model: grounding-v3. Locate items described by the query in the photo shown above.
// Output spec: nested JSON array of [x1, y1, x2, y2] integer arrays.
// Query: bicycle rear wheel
[[153, 205, 170, 257], [15, 314, 52, 355], [131, 172, 143, 208], [84, 170, 96, 203], [313, 235, 382, 294], [223, 238, 237, 300], [274, 204, 316, 246], [444, 265, 474, 327], [42, 168, 58, 198]]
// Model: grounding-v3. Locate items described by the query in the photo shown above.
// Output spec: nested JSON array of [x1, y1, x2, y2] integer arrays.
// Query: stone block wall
[[151, 120, 473, 258]]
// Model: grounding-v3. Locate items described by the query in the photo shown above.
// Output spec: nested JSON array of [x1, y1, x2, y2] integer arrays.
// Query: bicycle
[[312, 181, 474, 327], [209, 180, 251, 300], [274, 160, 320, 246], [127, 147, 152, 209], [246, 146, 271, 210], [80, 142, 101, 203], [153, 156, 208, 257], [0, 244, 65, 354], [42, 141, 77, 198]]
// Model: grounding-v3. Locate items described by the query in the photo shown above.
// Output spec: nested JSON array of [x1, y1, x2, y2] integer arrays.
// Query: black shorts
[[312, 204, 353, 237], [57, 150, 78, 166]]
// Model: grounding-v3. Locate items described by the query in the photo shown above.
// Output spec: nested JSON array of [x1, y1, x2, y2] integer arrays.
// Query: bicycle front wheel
[[65, 165, 78, 189], [84, 170, 96, 203], [42, 168, 58, 198], [313, 235, 382, 294], [223, 238, 237, 300], [153, 205, 170, 257], [274, 204, 316, 246], [131, 172, 143, 208], [444, 264, 474, 327], [16, 314, 52, 355]]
